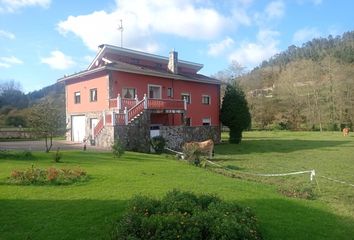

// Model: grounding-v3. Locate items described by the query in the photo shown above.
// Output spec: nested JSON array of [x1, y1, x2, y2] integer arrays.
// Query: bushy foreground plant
[[7, 165, 87, 185], [150, 135, 166, 154], [112, 139, 125, 158], [112, 190, 262, 240]]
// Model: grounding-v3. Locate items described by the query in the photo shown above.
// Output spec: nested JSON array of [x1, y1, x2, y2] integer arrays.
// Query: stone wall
[[160, 125, 221, 151], [114, 110, 151, 152], [95, 125, 115, 148]]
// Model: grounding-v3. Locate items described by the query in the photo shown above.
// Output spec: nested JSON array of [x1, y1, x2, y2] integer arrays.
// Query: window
[[122, 88, 136, 99], [202, 117, 211, 126], [202, 95, 211, 105], [90, 88, 97, 102], [181, 93, 191, 104], [74, 92, 81, 104], [148, 85, 162, 99], [167, 88, 173, 97]]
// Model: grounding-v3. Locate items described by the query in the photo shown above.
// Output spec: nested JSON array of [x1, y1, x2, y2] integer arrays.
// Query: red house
[[59, 44, 221, 152]]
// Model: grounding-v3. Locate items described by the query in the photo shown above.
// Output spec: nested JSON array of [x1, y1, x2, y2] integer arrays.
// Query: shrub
[[112, 139, 125, 158], [112, 190, 262, 240], [7, 166, 88, 185], [182, 144, 207, 167], [150, 135, 166, 154], [0, 150, 35, 160], [52, 147, 62, 163]]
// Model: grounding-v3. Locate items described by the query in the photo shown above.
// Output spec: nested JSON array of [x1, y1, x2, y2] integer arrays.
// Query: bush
[[53, 147, 62, 163], [112, 190, 262, 240], [150, 135, 166, 154], [0, 150, 35, 160], [7, 165, 88, 185], [112, 139, 125, 158]]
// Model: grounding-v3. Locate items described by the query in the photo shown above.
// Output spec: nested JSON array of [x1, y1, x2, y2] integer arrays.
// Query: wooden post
[[124, 107, 128, 125], [103, 110, 106, 126], [143, 94, 147, 109], [111, 111, 115, 125], [135, 94, 139, 104]]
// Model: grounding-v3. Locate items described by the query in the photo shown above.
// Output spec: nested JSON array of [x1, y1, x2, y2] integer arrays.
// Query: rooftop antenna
[[118, 19, 124, 47]]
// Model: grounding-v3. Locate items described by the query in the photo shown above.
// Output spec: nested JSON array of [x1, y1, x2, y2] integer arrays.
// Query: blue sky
[[0, 0, 353, 93]]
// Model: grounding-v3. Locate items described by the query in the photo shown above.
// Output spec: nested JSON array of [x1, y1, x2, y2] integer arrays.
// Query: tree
[[28, 100, 65, 152], [221, 83, 251, 144]]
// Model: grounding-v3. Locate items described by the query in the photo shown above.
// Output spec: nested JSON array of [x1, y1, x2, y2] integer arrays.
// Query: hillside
[[0, 82, 65, 127], [238, 31, 354, 131]]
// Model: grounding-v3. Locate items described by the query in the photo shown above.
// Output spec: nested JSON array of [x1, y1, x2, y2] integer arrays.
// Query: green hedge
[[112, 190, 262, 240]]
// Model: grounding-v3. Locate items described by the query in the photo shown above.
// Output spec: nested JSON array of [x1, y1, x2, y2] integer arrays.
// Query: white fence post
[[143, 94, 147, 109], [111, 111, 115, 125], [124, 107, 128, 125], [117, 94, 121, 111], [103, 110, 106, 126], [135, 94, 139, 104]]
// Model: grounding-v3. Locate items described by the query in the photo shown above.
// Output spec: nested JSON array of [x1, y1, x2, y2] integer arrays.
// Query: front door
[[148, 85, 162, 99]]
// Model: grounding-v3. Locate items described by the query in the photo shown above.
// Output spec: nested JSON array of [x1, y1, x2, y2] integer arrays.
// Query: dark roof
[[58, 60, 221, 85]]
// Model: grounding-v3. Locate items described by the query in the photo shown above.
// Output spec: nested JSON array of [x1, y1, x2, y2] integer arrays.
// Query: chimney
[[168, 50, 178, 74]]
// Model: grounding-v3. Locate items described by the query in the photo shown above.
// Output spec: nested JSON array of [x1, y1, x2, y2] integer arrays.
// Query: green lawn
[[0, 131, 353, 239]]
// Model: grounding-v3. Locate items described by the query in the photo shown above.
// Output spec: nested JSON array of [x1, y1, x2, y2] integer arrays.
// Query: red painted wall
[[66, 72, 109, 114], [111, 71, 220, 126]]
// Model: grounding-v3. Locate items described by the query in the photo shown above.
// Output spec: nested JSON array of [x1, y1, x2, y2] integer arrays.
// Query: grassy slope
[[0, 131, 353, 239]]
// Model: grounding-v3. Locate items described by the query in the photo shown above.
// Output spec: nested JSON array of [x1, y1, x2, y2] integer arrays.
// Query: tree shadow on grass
[[238, 198, 354, 240], [0, 199, 127, 240], [215, 139, 350, 155], [0, 197, 353, 240]]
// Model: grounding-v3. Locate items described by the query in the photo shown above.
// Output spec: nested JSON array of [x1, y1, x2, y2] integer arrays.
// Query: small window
[[74, 92, 81, 104], [167, 88, 173, 97], [90, 88, 97, 102], [202, 117, 211, 126], [122, 88, 136, 99], [181, 93, 191, 104], [202, 95, 210, 105]]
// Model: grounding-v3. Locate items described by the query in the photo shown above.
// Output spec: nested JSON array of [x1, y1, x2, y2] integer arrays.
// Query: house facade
[[59, 44, 221, 152]]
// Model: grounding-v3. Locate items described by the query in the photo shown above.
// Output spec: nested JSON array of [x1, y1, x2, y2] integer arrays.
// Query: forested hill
[[0, 82, 64, 127], [238, 31, 354, 131]]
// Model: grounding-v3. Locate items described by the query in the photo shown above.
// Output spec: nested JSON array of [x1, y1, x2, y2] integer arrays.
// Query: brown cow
[[183, 139, 214, 159], [343, 127, 350, 136]]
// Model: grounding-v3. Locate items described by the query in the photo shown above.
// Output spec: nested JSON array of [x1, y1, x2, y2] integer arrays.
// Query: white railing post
[[103, 110, 106, 126], [143, 94, 147, 109], [135, 94, 139, 104], [184, 97, 187, 110], [117, 94, 121, 111], [124, 107, 128, 125], [111, 111, 115, 125]]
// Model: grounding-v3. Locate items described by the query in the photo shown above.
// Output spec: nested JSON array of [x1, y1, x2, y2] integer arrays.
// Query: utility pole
[[118, 19, 124, 47]]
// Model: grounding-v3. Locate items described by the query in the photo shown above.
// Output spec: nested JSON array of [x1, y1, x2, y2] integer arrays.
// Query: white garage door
[[72, 115, 86, 142]]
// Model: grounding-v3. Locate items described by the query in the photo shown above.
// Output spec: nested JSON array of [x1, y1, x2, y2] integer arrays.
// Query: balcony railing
[[94, 94, 187, 138]]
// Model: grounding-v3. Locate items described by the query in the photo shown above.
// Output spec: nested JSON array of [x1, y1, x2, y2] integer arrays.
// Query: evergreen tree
[[220, 83, 251, 144]]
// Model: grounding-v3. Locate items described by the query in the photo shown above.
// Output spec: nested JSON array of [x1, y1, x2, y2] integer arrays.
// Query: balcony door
[[148, 84, 162, 99]]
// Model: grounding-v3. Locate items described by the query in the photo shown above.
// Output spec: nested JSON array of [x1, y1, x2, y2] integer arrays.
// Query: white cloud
[[57, 0, 231, 53], [293, 27, 320, 45], [0, 56, 23, 68], [0, 0, 50, 13], [0, 29, 15, 39], [41, 50, 75, 70], [207, 37, 235, 56], [229, 29, 280, 68], [296, 0, 322, 5], [265, 0, 285, 19]]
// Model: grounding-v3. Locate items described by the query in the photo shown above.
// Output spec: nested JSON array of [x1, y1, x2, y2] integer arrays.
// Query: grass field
[[0, 131, 353, 239]]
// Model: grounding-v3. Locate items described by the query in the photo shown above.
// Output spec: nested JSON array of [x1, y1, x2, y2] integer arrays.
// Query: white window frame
[[148, 84, 162, 99], [167, 87, 173, 97], [202, 117, 211, 126], [74, 91, 81, 104], [181, 92, 191, 104], [122, 87, 136, 99], [202, 95, 211, 105], [90, 88, 97, 102]]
